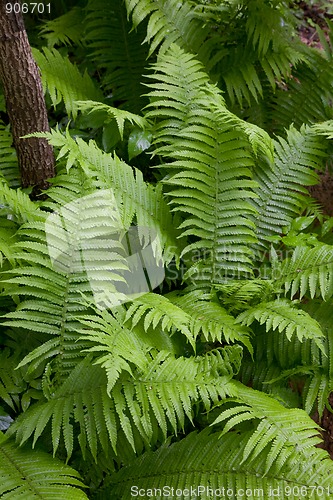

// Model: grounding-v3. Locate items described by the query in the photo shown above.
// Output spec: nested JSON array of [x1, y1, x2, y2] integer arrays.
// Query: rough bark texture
[[0, 1, 55, 190]]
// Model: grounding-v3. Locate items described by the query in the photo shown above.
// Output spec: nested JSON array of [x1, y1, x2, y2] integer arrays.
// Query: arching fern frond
[[274, 244, 333, 300], [168, 289, 253, 351], [252, 125, 328, 249], [107, 427, 333, 499], [146, 45, 258, 283], [236, 298, 325, 351], [125, 292, 195, 348], [39, 7, 86, 48], [32, 47, 104, 119], [0, 434, 87, 499], [213, 382, 330, 477], [30, 128, 181, 264]]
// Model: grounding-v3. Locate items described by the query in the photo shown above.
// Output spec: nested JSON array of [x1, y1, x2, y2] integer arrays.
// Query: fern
[[274, 244, 333, 300], [0, 433, 87, 499], [213, 382, 332, 478], [236, 298, 325, 351], [8, 349, 241, 458], [108, 427, 333, 499], [146, 45, 259, 282], [39, 7, 86, 48], [0, 122, 19, 187], [251, 125, 328, 249]]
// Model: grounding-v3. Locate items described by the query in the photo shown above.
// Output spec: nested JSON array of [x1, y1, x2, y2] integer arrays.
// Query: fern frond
[[30, 128, 181, 264], [74, 100, 148, 140], [125, 292, 195, 348], [213, 382, 330, 477], [168, 289, 253, 351], [9, 348, 240, 457], [271, 47, 333, 133], [85, 0, 149, 112], [32, 47, 104, 119], [0, 181, 41, 224], [252, 125, 328, 248], [146, 45, 258, 282], [0, 122, 19, 187], [0, 434, 87, 499], [274, 244, 333, 300], [107, 428, 333, 499], [236, 298, 325, 351], [125, 0, 210, 57], [39, 7, 86, 48]]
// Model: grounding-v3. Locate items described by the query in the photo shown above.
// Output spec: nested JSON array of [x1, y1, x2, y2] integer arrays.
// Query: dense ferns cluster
[[1, 0, 333, 498]]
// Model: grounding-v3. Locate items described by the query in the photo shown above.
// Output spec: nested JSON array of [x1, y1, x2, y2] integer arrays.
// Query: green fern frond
[[9, 348, 240, 458], [213, 382, 330, 477], [30, 128, 181, 264], [85, 0, 149, 112], [74, 100, 148, 140], [215, 279, 275, 312], [0, 434, 87, 499], [236, 298, 325, 350], [39, 7, 86, 48], [0, 181, 41, 224], [146, 45, 258, 282], [107, 427, 333, 499], [0, 122, 19, 187], [168, 289, 253, 351], [32, 47, 104, 119], [125, 0, 210, 57], [0, 218, 17, 267], [274, 244, 333, 300], [270, 47, 333, 133], [77, 309, 151, 395], [125, 293, 195, 348], [252, 125, 328, 248]]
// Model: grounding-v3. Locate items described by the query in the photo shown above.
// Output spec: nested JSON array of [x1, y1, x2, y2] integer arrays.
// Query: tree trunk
[[0, 1, 55, 191]]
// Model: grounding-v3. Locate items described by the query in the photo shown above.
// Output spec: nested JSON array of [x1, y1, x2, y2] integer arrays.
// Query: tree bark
[[0, 1, 55, 190]]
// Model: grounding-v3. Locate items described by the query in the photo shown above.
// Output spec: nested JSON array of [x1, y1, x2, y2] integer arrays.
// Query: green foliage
[[1, 0, 333, 497], [0, 433, 87, 499]]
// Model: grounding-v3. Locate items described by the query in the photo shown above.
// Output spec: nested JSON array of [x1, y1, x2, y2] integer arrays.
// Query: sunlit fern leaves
[[146, 45, 258, 283], [274, 244, 333, 300], [167, 289, 253, 352], [236, 298, 325, 351], [30, 128, 181, 264], [8, 349, 240, 458], [213, 382, 332, 479], [85, 0, 149, 112], [32, 47, 104, 119], [0, 433, 87, 499], [107, 426, 333, 499]]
